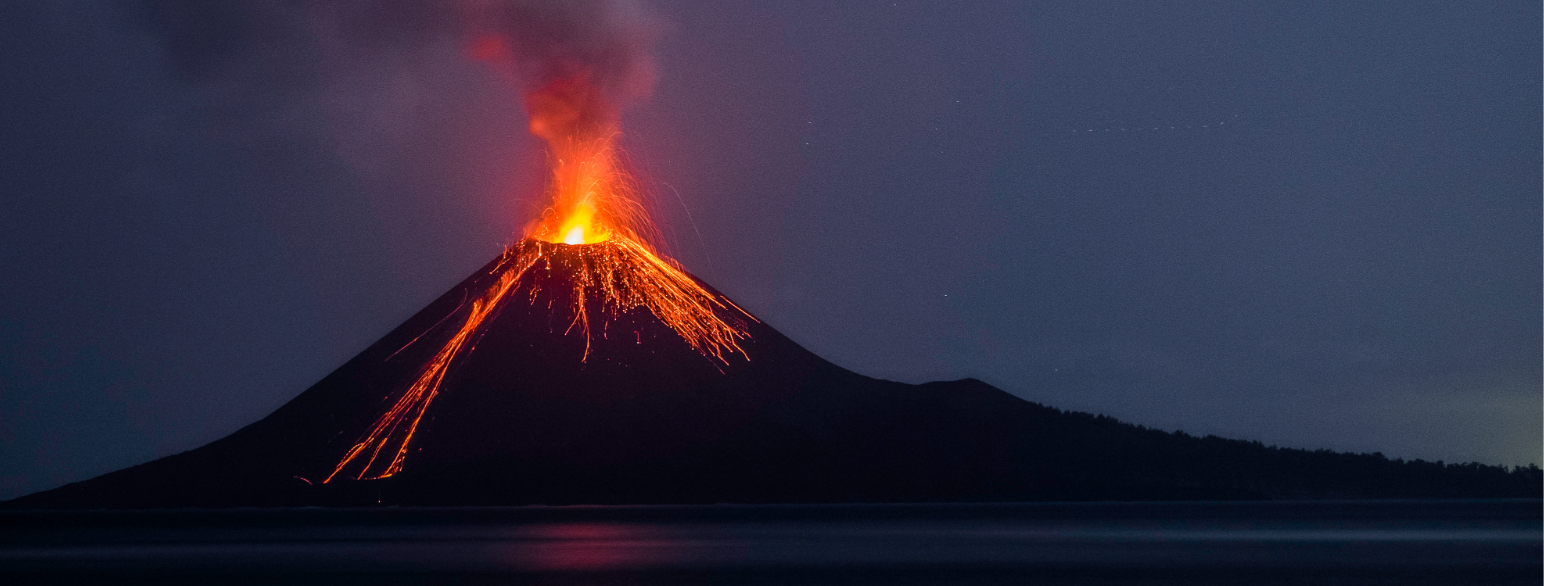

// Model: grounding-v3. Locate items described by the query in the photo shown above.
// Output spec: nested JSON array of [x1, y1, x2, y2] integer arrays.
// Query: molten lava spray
[[328, 0, 753, 482]]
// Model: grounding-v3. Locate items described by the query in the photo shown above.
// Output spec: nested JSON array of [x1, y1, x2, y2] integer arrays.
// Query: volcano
[[10, 239, 1538, 509], [9, 5, 1537, 508]]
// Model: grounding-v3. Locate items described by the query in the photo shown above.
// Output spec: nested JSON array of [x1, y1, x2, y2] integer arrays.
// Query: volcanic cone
[[12, 239, 1538, 507]]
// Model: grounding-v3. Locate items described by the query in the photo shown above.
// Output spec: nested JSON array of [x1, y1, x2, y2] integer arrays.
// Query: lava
[[327, 233, 755, 481], [327, 46, 751, 482], [326, 249, 537, 482]]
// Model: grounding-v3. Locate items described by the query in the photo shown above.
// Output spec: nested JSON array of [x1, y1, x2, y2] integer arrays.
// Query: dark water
[[2, 500, 1538, 585]]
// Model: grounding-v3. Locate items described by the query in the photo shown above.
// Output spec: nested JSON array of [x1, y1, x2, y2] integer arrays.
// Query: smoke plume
[[462, 0, 659, 142], [135, 0, 660, 127]]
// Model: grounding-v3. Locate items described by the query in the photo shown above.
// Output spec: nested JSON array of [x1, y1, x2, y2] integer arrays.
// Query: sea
[[1, 500, 1538, 585]]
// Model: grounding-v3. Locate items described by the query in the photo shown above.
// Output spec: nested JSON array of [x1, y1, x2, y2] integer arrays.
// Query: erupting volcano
[[326, 70, 755, 483], [9, 1, 1536, 510]]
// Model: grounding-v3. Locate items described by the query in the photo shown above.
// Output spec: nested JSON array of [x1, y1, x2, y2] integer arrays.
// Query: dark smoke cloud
[[131, 0, 660, 125], [466, 0, 660, 139], [124, 0, 665, 261]]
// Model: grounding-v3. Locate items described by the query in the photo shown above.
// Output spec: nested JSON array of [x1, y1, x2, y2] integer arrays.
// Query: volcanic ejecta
[[326, 0, 758, 482]]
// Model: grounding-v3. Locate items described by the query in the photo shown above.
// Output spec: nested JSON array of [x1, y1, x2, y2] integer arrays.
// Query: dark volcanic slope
[[11, 242, 1539, 508]]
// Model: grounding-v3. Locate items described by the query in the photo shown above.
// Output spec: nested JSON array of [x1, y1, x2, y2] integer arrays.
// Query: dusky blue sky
[[1, 0, 1538, 500]]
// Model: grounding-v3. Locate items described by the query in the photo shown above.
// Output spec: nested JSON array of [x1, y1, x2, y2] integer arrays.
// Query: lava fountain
[[326, 31, 752, 483]]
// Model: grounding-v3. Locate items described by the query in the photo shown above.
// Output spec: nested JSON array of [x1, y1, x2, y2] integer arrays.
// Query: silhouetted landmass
[[10, 243, 1539, 509]]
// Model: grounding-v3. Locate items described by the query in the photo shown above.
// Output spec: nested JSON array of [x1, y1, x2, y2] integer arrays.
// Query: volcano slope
[[10, 241, 1538, 508]]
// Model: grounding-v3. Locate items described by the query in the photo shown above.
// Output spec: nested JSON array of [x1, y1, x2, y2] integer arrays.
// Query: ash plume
[[125, 0, 666, 273], [137, 0, 657, 108], [463, 0, 660, 141], [132, 0, 661, 149]]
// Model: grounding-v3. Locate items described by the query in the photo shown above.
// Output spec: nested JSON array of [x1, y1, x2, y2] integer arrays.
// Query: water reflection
[[0, 501, 1538, 584], [513, 523, 703, 571]]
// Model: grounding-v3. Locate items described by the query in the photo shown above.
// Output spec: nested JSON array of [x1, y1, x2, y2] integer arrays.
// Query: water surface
[[2, 500, 1538, 584]]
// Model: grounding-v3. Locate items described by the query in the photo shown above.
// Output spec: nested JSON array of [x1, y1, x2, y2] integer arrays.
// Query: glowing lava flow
[[326, 234, 754, 481], [325, 249, 538, 482], [515, 129, 753, 362], [326, 85, 753, 481], [523, 237, 755, 363]]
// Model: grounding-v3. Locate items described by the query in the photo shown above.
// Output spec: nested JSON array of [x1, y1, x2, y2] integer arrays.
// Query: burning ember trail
[[325, 250, 536, 482], [327, 6, 752, 481]]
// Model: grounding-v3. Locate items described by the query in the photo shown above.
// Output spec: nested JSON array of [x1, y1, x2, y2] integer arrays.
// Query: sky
[[0, 0, 1538, 500]]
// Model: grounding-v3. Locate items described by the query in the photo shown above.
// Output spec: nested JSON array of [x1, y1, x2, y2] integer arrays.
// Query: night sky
[[1, 1, 1538, 500]]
